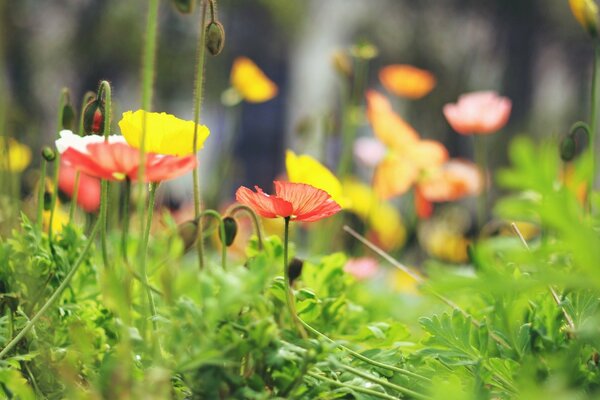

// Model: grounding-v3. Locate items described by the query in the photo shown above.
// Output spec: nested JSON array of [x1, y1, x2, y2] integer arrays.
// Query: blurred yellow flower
[[118, 110, 210, 156], [570, 0, 599, 36], [343, 179, 406, 250], [231, 57, 278, 103], [43, 206, 68, 234], [285, 150, 349, 207], [390, 270, 420, 295], [0, 137, 31, 173]]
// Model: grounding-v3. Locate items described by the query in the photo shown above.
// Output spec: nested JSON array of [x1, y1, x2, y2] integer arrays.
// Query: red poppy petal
[[143, 154, 196, 182], [274, 181, 341, 222], [58, 160, 101, 212], [61, 147, 115, 180], [235, 185, 293, 218]]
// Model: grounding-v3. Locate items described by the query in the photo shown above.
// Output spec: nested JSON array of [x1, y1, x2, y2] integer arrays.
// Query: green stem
[[198, 209, 227, 270], [0, 218, 101, 359], [589, 43, 599, 214], [68, 171, 80, 223], [473, 135, 487, 231], [193, 0, 209, 270], [227, 204, 264, 250], [36, 159, 47, 231], [283, 217, 308, 339], [121, 179, 131, 261], [306, 372, 398, 400], [337, 363, 430, 400], [78, 91, 96, 136], [298, 318, 430, 383], [98, 80, 112, 270], [141, 182, 159, 333], [48, 89, 69, 239]]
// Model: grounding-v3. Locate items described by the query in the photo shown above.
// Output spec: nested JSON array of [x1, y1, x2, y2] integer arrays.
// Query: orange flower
[[379, 64, 436, 99], [230, 57, 278, 103], [443, 91, 512, 135], [61, 142, 197, 182], [235, 181, 341, 222]]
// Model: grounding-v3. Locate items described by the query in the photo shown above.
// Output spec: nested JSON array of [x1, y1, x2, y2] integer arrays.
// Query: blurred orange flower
[[379, 64, 436, 99], [231, 57, 278, 103], [443, 91, 511, 135]]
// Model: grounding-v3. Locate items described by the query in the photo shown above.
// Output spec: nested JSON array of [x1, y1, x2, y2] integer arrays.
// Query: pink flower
[[443, 91, 512, 135], [353, 137, 387, 167], [344, 257, 379, 280], [58, 159, 101, 212]]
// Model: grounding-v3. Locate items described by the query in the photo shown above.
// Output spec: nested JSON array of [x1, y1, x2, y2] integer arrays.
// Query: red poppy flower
[[61, 142, 196, 182], [58, 159, 101, 212], [235, 181, 341, 222]]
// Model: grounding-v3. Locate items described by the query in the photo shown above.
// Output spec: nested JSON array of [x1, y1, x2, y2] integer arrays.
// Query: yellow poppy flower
[[285, 150, 349, 207], [118, 110, 210, 156], [0, 137, 31, 173], [570, 0, 599, 36], [231, 57, 278, 103], [43, 206, 68, 234], [343, 179, 406, 250]]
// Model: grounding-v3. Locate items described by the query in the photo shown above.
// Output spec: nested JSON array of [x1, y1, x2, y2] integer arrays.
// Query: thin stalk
[[510, 222, 576, 334], [298, 318, 430, 383], [283, 217, 308, 339], [306, 372, 398, 400], [68, 171, 80, 223], [0, 218, 101, 359], [48, 89, 69, 241], [36, 159, 47, 231], [199, 209, 227, 270], [140, 182, 159, 334], [337, 362, 431, 400], [473, 135, 487, 230], [98, 80, 112, 270], [343, 225, 512, 350], [192, 0, 209, 270], [121, 179, 131, 261], [227, 204, 264, 250], [589, 43, 600, 214]]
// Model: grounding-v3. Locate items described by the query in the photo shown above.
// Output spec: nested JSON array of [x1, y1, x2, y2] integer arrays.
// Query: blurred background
[[0, 0, 593, 208]]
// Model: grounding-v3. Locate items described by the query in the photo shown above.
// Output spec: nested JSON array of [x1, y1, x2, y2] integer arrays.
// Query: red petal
[[274, 181, 341, 222], [61, 147, 115, 180], [235, 185, 293, 218], [143, 153, 197, 182], [58, 160, 101, 212]]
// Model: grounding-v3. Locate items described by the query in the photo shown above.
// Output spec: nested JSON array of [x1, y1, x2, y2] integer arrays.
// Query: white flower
[[55, 130, 126, 154]]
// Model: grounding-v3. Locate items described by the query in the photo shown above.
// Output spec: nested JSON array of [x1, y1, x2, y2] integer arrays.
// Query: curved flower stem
[[68, 171, 80, 223], [36, 159, 47, 231], [226, 204, 264, 250], [299, 318, 430, 383], [336, 362, 431, 400], [198, 209, 227, 270], [0, 217, 101, 359], [48, 89, 69, 242], [98, 80, 112, 270], [121, 179, 131, 262], [473, 135, 487, 231], [306, 371, 397, 400], [140, 182, 159, 334], [589, 43, 599, 214], [192, 0, 209, 270], [283, 217, 308, 339]]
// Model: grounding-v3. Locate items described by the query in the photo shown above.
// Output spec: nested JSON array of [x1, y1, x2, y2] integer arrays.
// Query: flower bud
[[172, 0, 194, 14], [206, 20, 225, 56], [218, 216, 238, 246], [82, 98, 105, 135], [560, 134, 577, 162], [41, 146, 56, 162], [61, 102, 76, 131], [287, 257, 304, 285], [178, 219, 198, 252], [569, 0, 599, 37]]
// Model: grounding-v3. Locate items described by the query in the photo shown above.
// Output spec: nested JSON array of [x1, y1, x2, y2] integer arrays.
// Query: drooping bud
[[178, 219, 199, 252], [218, 216, 238, 246], [560, 134, 577, 162], [206, 20, 225, 56], [569, 0, 599, 37], [82, 98, 105, 135], [287, 257, 304, 285], [172, 0, 195, 14], [41, 146, 56, 162]]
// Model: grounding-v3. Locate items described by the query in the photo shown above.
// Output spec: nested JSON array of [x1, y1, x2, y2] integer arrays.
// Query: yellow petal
[[570, 0, 599, 36], [285, 150, 349, 207], [118, 110, 210, 156], [343, 179, 406, 250], [231, 57, 278, 103], [0, 138, 32, 173]]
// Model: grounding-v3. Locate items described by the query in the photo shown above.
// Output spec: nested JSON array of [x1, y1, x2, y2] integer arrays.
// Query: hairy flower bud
[[82, 99, 105, 135], [206, 20, 225, 56], [560, 134, 577, 162], [287, 257, 304, 285], [41, 146, 56, 162], [218, 216, 238, 246]]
